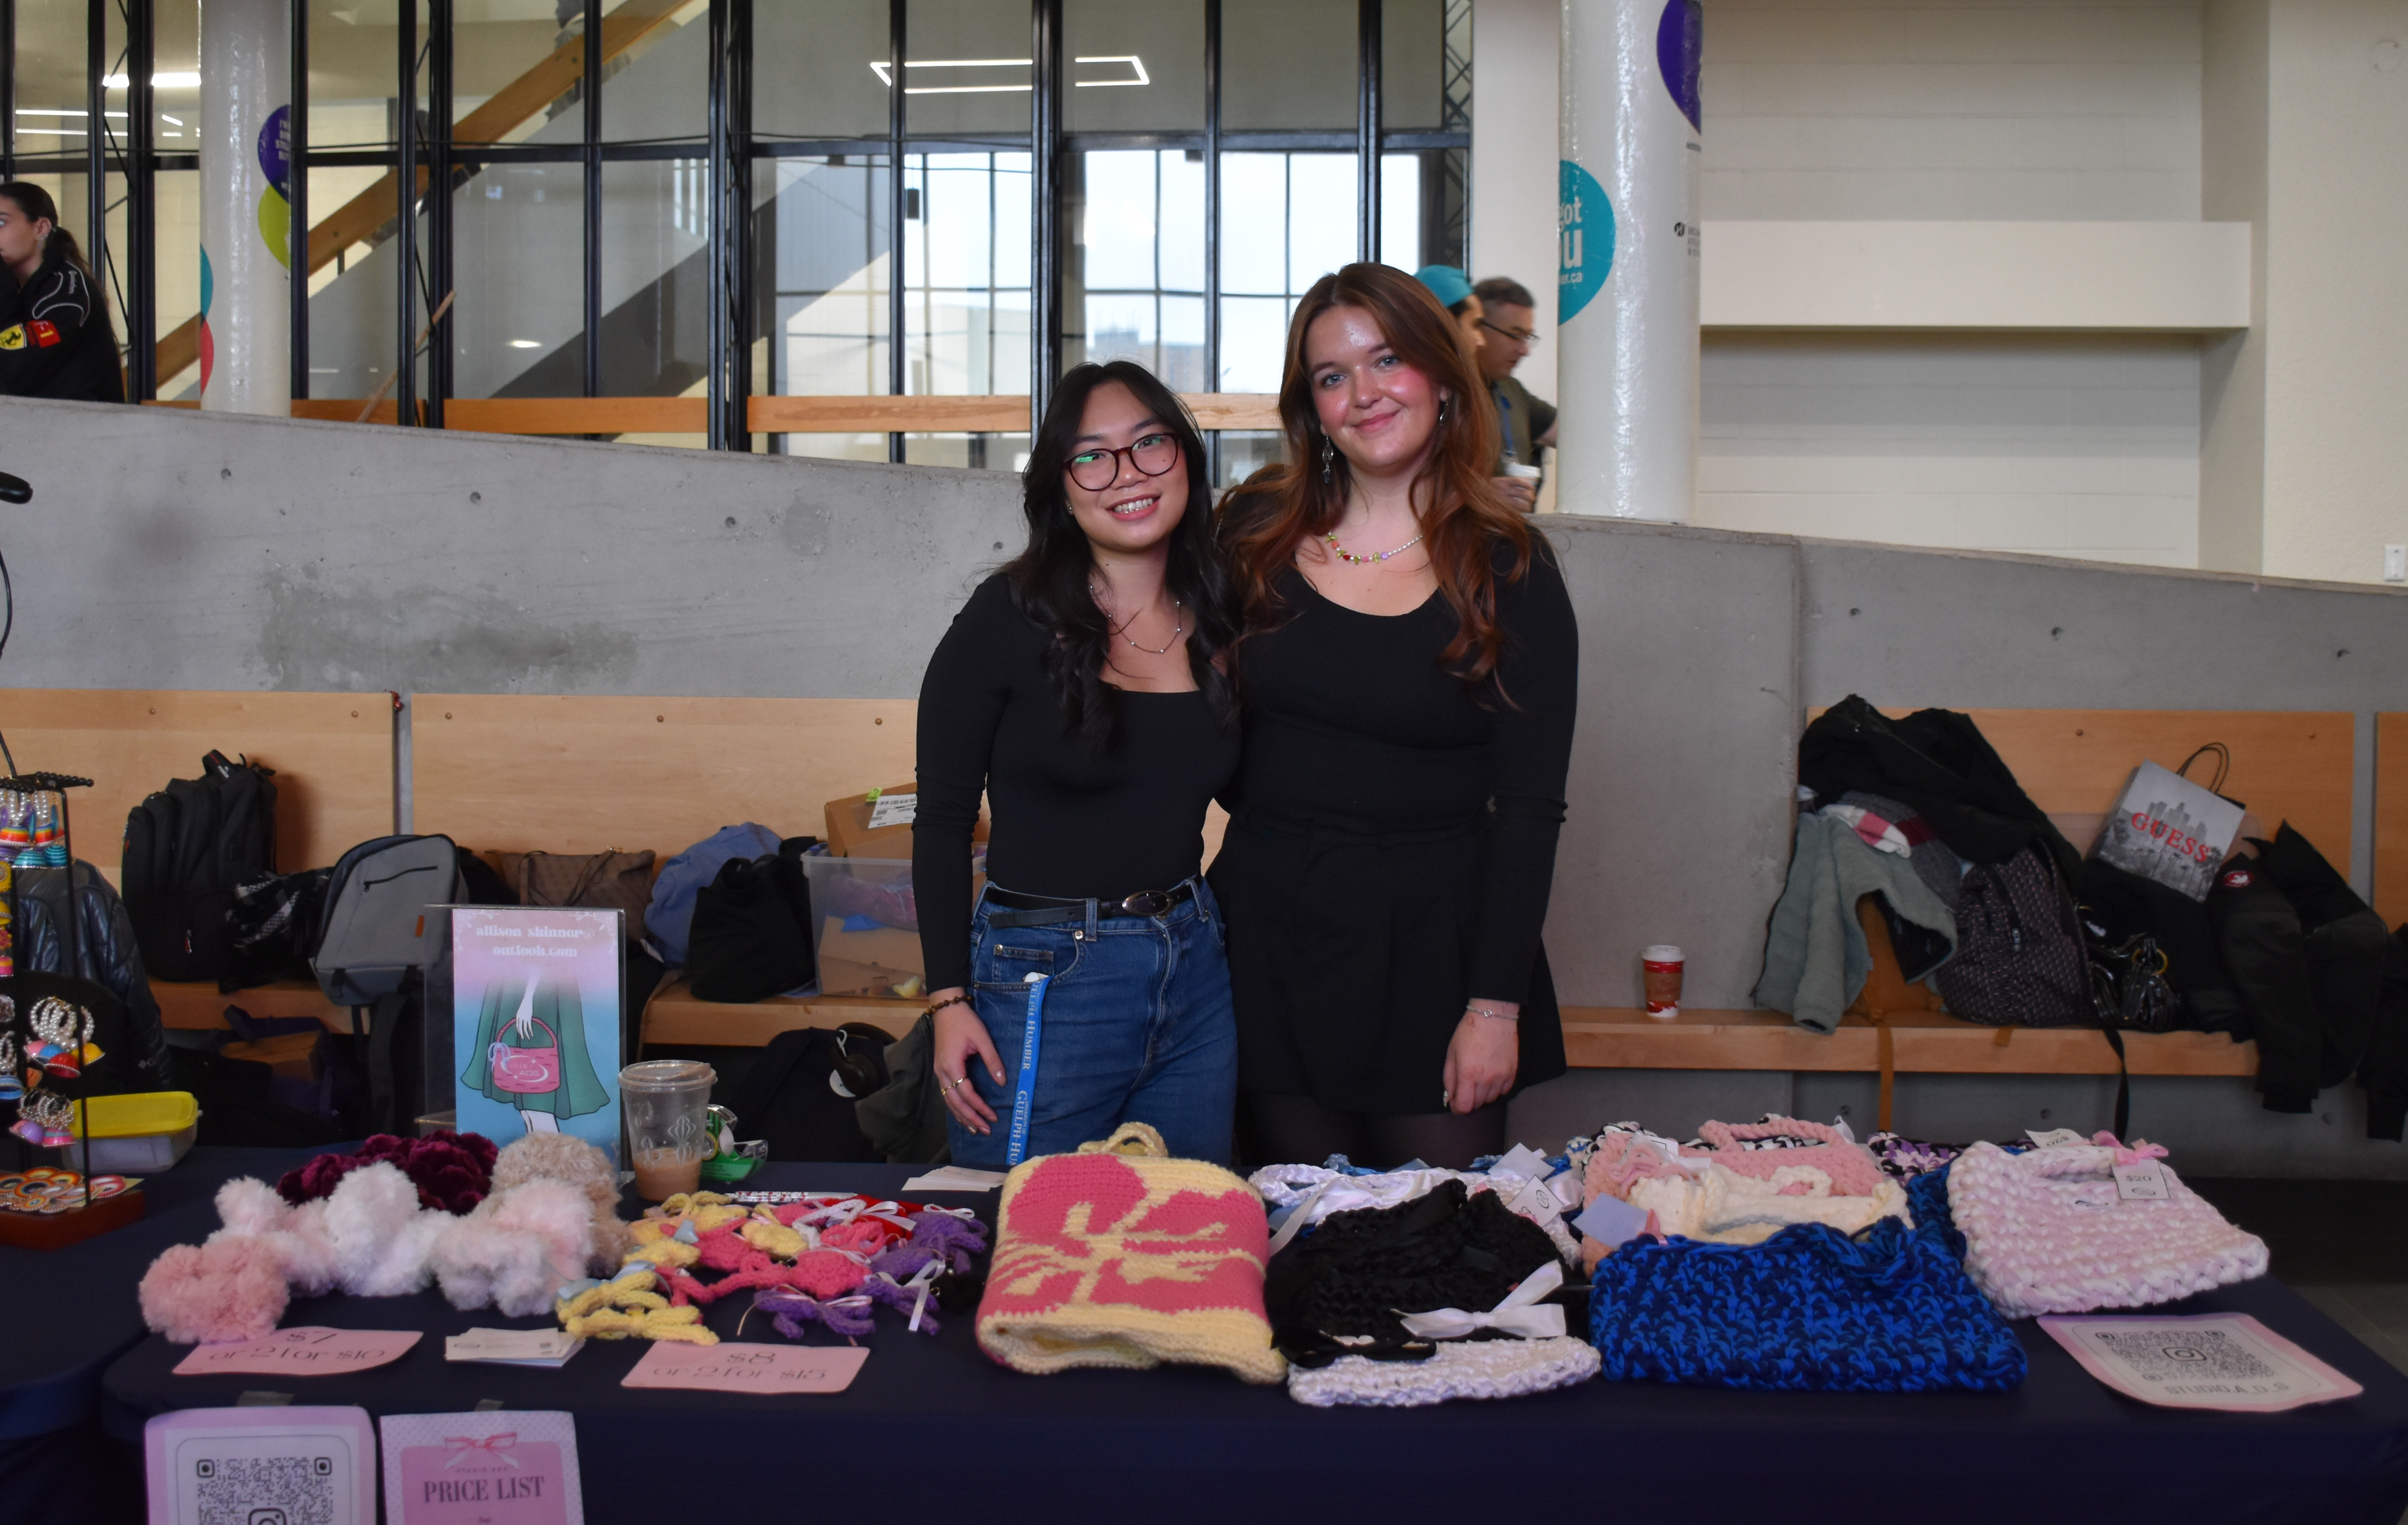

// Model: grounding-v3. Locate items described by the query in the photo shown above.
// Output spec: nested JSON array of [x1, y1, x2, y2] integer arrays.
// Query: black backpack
[[687, 842, 817, 1003], [122, 751, 277, 983], [723, 1025, 888, 1162], [218, 867, 336, 993], [1935, 846, 2091, 1028]]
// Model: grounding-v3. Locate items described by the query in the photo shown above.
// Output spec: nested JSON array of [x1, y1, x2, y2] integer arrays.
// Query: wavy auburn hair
[[1007, 360, 1238, 749], [1219, 261, 1530, 690]]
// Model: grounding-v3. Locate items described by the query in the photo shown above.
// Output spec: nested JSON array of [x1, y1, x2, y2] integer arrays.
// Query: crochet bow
[[1396, 1261, 1567, 1341]]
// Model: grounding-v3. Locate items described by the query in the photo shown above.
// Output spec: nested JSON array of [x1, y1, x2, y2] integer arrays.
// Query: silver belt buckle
[[1119, 889, 1171, 918]]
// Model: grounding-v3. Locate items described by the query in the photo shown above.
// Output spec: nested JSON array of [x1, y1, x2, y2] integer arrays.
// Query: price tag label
[[174, 1328, 422, 1377], [2025, 1128, 2089, 1149], [620, 1341, 868, 1396], [2113, 1161, 2172, 1200], [1505, 1176, 1564, 1228], [865, 792, 918, 830]]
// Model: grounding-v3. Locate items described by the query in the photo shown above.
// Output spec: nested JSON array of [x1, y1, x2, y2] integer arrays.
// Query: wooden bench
[[2379, 712, 2407, 931], [409, 693, 929, 1046], [0, 688, 396, 1031], [1561, 707, 2358, 1084]]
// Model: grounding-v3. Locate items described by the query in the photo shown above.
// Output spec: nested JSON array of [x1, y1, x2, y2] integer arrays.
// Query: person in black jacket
[[914, 360, 1245, 1166], [0, 181, 124, 404]]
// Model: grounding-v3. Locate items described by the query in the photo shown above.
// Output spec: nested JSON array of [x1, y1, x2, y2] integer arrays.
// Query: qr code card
[[144, 1406, 376, 1525], [2041, 1312, 2365, 1412]]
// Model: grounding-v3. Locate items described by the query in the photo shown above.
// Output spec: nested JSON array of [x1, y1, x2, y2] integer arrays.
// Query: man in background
[[1472, 276, 1554, 510]]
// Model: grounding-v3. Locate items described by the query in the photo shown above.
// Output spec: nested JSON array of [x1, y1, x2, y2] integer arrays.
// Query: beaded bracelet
[[923, 992, 971, 1021]]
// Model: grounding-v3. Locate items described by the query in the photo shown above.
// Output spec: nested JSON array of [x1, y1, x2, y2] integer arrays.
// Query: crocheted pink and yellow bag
[[1947, 1140, 2267, 1318], [976, 1122, 1286, 1383]]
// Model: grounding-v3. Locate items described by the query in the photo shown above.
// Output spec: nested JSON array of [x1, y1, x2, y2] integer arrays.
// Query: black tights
[[1242, 1092, 1507, 1174]]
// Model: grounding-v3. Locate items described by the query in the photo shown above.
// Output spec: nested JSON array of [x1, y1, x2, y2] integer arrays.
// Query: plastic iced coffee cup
[[1642, 945, 1685, 1020], [1502, 463, 1541, 481], [620, 1059, 717, 1201]]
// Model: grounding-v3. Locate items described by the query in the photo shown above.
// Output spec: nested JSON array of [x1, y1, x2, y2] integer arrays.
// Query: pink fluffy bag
[[1946, 1141, 2268, 1318], [1691, 1117, 1890, 1198]]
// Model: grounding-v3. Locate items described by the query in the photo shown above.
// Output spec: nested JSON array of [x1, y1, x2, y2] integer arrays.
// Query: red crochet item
[[275, 1130, 498, 1215]]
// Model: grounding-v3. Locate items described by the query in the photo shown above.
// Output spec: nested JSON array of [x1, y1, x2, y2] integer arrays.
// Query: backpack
[[723, 1025, 887, 1162], [121, 751, 277, 982], [646, 823, 783, 967], [219, 867, 336, 993], [1934, 846, 2091, 1029], [311, 835, 466, 1134], [687, 842, 818, 1003]]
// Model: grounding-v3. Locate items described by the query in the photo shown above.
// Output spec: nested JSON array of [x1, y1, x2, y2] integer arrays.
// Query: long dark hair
[[1008, 360, 1238, 748], [1220, 261, 1530, 689], [0, 182, 99, 288]]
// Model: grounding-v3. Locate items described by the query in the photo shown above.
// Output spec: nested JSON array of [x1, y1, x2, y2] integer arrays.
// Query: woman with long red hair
[[1212, 261, 1578, 1170]]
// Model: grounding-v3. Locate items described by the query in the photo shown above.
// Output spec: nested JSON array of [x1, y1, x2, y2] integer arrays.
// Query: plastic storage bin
[[803, 856, 923, 998], [69, 1090, 200, 1172]]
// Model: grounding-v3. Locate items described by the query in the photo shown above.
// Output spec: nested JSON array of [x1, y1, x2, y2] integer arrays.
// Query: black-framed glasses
[[1478, 319, 1540, 347], [1067, 432, 1181, 491]]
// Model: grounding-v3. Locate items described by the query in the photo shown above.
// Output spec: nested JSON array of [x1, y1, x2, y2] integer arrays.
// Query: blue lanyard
[[1005, 973, 1050, 1166]]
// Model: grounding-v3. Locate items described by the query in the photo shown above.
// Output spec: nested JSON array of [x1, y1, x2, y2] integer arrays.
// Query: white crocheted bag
[[1287, 1336, 1602, 1408], [1947, 1141, 2267, 1319]]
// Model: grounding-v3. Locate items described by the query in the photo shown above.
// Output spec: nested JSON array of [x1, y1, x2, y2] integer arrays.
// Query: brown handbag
[[496, 849, 656, 941]]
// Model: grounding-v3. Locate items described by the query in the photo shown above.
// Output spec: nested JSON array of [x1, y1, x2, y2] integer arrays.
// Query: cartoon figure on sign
[[459, 971, 608, 1136]]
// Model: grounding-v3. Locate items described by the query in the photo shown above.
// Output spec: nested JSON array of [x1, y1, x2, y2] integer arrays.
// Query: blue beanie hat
[[1412, 264, 1475, 311]]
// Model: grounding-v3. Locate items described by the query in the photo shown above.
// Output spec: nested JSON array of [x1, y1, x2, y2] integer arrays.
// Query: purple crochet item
[[870, 1213, 988, 1281], [275, 1130, 499, 1214], [754, 1273, 946, 1340]]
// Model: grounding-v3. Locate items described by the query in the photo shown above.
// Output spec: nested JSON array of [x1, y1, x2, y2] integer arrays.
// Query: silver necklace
[[1091, 580, 1185, 655]]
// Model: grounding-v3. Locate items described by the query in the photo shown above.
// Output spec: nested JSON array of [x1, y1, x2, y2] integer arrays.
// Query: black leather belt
[[985, 880, 1197, 928]]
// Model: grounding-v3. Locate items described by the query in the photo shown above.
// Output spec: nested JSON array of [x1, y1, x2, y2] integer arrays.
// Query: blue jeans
[[946, 879, 1238, 1168]]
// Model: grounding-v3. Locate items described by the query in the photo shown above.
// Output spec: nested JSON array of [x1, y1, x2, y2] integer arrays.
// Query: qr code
[[193, 1455, 337, 1525], [2097, 1330, 2277, 1384]]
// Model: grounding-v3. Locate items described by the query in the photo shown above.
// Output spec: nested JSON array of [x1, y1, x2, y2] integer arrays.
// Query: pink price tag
[[174, 1326, 424, 1377], [620, 1340, 868, 1395]]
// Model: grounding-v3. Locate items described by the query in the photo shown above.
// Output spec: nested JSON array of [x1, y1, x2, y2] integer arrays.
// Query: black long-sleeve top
[[1227, 539, 1578, 1003], [914, 574, 1240, 991], [0, 252, 124, 403]]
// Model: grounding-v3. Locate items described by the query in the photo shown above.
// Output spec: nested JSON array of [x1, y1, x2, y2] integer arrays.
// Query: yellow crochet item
[[741, 1218, 806, 1259], [556, 1267, 720, 1345], [976, 1122, 1285, 1384], [622, 1222, 701, 1270]]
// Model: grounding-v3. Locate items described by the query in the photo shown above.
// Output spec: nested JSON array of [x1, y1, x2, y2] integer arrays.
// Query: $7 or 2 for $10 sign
[[620, 1341, 868, 1395], [174, 1327, 424, 1377]]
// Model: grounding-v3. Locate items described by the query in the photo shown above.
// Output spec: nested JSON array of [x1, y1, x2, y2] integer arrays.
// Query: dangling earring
[[1438, 395, 1452, 424], [1320, 435, 1335, 486]]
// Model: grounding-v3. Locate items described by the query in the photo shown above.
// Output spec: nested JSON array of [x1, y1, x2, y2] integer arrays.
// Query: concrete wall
[[5, 396, 2407, 1172]]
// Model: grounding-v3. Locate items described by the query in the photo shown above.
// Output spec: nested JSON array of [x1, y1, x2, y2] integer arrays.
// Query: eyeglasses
[[1477, 319, 1540, 347], [1066, 431, 1181, 491]]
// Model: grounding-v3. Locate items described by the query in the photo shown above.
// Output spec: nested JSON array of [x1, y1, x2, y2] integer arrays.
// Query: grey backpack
[[311, 835, 463, 1005]]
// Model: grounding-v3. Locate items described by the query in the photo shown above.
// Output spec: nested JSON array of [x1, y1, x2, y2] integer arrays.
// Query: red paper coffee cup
[[1642, 944, 1684, 1018]]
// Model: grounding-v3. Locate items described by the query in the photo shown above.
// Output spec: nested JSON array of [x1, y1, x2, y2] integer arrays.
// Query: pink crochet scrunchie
[[1691, 1117, 1890, 1199]]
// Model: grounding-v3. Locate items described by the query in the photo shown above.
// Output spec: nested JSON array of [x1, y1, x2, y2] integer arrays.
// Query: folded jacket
[[1756, 811, 1958, 1034]]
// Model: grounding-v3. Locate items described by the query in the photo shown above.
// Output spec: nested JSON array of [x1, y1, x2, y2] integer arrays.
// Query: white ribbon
[[1395, 1261, 1567, 1342]]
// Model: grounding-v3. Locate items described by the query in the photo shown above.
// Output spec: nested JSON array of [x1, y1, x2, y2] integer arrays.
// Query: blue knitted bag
[[1587, 1164, 2026, 1392]]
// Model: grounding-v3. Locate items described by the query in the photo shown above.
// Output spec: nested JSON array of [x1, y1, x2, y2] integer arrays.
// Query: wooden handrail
[[152, 0, 693, 386], [143, 392, 1288, 435]]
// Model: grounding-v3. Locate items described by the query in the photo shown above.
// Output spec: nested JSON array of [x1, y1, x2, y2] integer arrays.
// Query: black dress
[[1210, 537, 1579, 1114]]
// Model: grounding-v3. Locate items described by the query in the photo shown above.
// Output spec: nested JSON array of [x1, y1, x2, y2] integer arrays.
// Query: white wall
[[1470, 0, 1562, 402], [1698, 333, 2200, 565], [1680, 0, 2211, 565], [1702, 0, 2204, 221]]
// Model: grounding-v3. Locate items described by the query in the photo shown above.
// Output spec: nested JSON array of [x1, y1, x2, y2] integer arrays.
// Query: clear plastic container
[[70, 1091, 200, 1172]]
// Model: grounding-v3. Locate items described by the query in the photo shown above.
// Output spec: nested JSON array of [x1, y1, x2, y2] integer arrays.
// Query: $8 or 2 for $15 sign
[[620, 1341, 868, 1395]]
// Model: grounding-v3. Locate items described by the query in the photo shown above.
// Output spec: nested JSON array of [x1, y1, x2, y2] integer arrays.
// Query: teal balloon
[[1557, 160, 1614, 325], [199, 246, 213, 317]]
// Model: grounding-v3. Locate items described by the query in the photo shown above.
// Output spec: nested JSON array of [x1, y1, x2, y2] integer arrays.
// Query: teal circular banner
[[1558, 160, 1614, 325]]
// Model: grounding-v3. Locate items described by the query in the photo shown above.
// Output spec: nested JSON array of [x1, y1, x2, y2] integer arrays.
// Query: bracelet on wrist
[[1465, 1003, 1518, 1023], [924, 993, 971, 1021]]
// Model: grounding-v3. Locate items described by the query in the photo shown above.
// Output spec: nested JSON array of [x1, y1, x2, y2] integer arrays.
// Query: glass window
[[598, 0, 707, 144], [597, 158, 710, 395], [1380, 146, 1465, 271], [903, 0, 1032, 143], [153, 0, 201, 146], [1215, 430, 1283, 489], [450, 162, 585, 398], [12, 2, 94, 129], [903, 151, 1030, 396], [452, 0, 582, 144], [755, 0, 890, 141], [1221, 0, 1355, 132], [307, 0, 398, 150], [1379, 0, 1447, 131], [762, 154, 893, 399], [1063, 0, 1203, 135], [1218, 151, 1355, 391], [905, 431, 1030, 470], [154, 169, 203, 396], [1064, 149, 1204, 389]]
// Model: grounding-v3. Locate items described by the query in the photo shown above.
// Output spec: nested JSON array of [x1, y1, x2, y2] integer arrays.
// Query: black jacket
[[1799, 696, 2079, 878], [16, 861, 169, 1091], [0, 251, 124, 403]]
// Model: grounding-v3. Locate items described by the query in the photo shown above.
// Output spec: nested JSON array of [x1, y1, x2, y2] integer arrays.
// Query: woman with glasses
[[1213, 262, 1578, 1171], [913, 361, 1242, 1166]]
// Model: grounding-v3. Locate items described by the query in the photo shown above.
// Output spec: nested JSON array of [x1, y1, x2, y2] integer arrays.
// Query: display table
[[0, 1146, 321, 1523], [81, 1155, 2408, 1525]]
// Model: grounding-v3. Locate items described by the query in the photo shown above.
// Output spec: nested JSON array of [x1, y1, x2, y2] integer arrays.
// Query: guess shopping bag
[[488, 1015, 561, 1095], [2093, 746, 2246, 902]]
